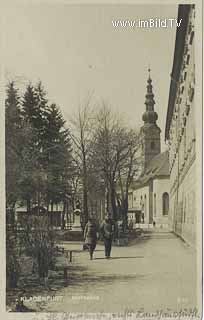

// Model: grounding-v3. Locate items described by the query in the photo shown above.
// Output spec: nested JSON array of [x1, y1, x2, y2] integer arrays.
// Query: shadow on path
[[94, 256, 144, 260]]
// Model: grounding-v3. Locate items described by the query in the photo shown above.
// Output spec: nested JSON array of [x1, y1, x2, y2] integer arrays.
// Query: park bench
[[55, 246, 84, 279], [56, 246, 84, 262]]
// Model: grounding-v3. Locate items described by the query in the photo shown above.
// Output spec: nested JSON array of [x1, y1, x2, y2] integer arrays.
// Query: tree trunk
[[8, 202, 16, 231], [83, 187, 88, 224], [122, 196, 129, 230], [110, 186, 117, 221], [66, 200, 69, 229], [46, 200, 49, 215], [106, 187, 110, 212], [37, 190, 40, 215], [27, 198, 31, 215], [61, 200, 66, 230], [50, 201, 54, 227], [82, 154, 89, 224]]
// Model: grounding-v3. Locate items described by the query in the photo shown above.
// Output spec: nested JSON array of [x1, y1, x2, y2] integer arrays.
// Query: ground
[[19, 229, 200, 315]]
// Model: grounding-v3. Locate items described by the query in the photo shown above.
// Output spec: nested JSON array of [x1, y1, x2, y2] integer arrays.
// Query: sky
[[3, 3, 178, 151]]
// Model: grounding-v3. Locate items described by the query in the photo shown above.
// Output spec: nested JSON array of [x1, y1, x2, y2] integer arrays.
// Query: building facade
[[128, 151, 170, 227], [165, 5, 196, 246], [128, 70, 170, 227]]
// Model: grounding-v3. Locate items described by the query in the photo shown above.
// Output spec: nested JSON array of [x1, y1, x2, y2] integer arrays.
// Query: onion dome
[[142, 68, 158, 124]]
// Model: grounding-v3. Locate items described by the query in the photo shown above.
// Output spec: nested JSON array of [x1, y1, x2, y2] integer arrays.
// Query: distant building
[[16, 203, 66, 229], [128, 70, 170, 227], [165, 5, 196, 245]]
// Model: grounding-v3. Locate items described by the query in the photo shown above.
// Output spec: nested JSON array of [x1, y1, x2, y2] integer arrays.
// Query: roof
[[134, 151, 169, 188], [165, 5, 191, 140]]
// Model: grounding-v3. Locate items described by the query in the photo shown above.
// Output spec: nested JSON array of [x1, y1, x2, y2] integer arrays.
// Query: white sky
[[3, 3, 178, 151]]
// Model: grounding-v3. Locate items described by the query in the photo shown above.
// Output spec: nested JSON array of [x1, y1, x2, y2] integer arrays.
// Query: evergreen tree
[[22, 82, 48, 149], [5, 81, 23, 288], [44, 104, 73, 227], [21, 82, 50, 211], [22, 84, 38, 128], [35, 81, 50, 147], [5, 81, 22, 224]]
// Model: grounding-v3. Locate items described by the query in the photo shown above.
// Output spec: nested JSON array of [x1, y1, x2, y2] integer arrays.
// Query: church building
[[128, 70, 170, 227]]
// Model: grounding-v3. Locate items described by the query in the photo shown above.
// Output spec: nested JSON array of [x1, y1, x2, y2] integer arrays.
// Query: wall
[[167, 6, 196, 246], [131, 185, 150, 223], [153, 178, 170, 226]]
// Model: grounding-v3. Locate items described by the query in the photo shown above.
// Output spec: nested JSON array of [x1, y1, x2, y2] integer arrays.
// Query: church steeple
[[140, 68, 161, 170], [142, 68, 158, 124]]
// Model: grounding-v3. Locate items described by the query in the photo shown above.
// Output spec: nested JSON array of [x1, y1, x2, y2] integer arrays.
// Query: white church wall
[[132, 185, 150, 223], [153, 178, 170, 227]]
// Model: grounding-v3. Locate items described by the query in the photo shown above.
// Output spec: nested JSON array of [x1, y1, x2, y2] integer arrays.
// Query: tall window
[[183, 197, 186, 223], [162, 192, 169, 216], [151, 141, 155, 150], [154, 193, 156, 217], [184, 127, 187, 159], [144, 194, 147, 216]]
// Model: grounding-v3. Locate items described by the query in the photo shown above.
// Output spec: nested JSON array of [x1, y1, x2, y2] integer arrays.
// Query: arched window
[[154, 193, 156, 217], [162, 192, 169, 216], [151, 141, 155, 150]]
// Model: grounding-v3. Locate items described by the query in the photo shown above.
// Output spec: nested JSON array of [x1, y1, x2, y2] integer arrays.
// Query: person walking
[[84, 217, 97, 260], [128, 218, 134, 232], [100, 214, 116, 259]]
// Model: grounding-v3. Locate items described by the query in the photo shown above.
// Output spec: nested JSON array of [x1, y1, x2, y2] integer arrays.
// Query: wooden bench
[[56, 246, 83, 262]]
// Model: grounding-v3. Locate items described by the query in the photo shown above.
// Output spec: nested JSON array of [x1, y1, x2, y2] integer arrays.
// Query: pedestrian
[[128, 218, 134, 232], [83, 217, 97, 260], [100, 214, 116, 259]]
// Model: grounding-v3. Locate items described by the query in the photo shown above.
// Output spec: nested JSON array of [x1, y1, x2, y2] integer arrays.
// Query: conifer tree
[[44, 104, 73, 227], [5, 81, 22, 288], [5, 81, 22, 225]]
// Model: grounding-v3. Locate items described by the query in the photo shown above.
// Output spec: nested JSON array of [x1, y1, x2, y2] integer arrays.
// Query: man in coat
[[100, 214, 116, 259], [84, 217, 97, 260]]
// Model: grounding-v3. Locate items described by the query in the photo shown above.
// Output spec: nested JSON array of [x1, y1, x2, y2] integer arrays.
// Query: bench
[[56, 246, 83, 262]]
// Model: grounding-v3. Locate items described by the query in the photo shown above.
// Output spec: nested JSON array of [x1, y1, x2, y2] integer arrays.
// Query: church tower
[[140, 69, 161, 170]]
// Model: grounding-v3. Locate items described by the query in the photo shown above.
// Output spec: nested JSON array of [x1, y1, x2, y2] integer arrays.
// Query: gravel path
[[23, 231, 200, 314]]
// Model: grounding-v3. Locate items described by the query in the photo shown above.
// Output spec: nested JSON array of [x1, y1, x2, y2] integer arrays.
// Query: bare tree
[[69, 95, 95, 226], [70, 100, 142, 225], [116, 130, 142, 227], [92, 104, 131, 220]]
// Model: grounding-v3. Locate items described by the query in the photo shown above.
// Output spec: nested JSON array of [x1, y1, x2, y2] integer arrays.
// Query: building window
[[144, 194, 147, 216], [183, 197, 186, 223], [150, 141, 155, 150], [128, 193, 133, 209], [189, 31, 194, 45], [154, 193, 156, 217], [162, 192, 169, 216], [184, 127, 187, 159]]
